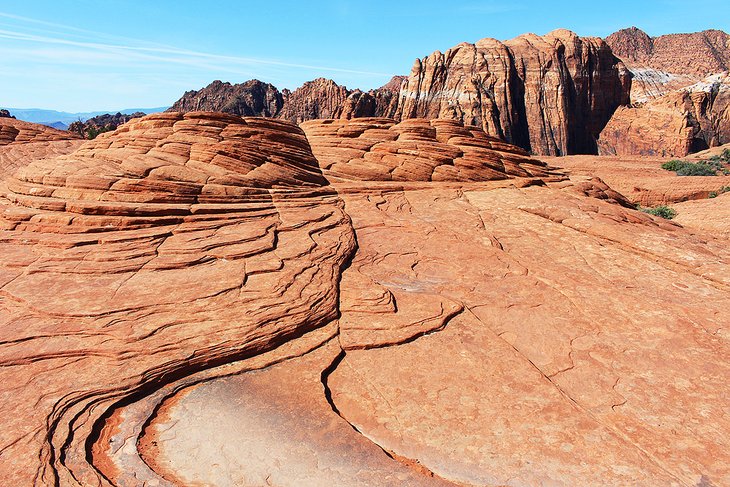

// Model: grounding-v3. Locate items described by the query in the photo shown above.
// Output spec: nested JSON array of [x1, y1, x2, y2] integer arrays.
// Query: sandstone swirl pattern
[[0, 112, 356, 485], [0, 113, 729, 486], [301, 118, 554, 182]]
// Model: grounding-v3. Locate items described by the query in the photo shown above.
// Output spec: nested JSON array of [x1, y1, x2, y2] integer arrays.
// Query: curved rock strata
[[0, 117, 80, 147], [1, 111, 729, 486], [301, 118, 557, 182], [0, 112, 356, 485]]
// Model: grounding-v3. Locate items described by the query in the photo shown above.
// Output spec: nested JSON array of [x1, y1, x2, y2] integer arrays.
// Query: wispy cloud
[[0, 25, 389, 77]]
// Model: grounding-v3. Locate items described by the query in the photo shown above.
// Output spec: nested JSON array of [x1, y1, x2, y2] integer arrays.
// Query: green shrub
[[661, 160, 684, 172], [709, 186, 730, 198], [639, 205, 677, 219], [661, 159, 724, 176]]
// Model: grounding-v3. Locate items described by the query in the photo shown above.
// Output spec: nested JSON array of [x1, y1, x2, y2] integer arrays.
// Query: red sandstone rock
[[1, 112, 729, 486], [598, 73, 730, 156], [396, 29, 630, 156], [0, 116, 81, 146], [142, 175, 730, 486], [0, 112, 356, 485], [301, 117, 558, 182], [550, 153, 730, 205], [606, 27, 730, 102]]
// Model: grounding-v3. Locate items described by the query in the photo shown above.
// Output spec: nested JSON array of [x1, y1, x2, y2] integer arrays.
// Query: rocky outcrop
[[598, 72, 730, 156], [396, 29, 630, 156], [279, 78, 374, 123], [0, 140, 83, 179], [0, 116, 81, 146], [168, 77, 404, 124], [606, 27, 730, 101], [68, 111, 146, 139], [301, 117, 556, 181], [168, 79, 285, 116]]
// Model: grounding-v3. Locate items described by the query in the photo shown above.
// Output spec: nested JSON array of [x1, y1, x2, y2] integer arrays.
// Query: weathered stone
[[396, 29, 630, 156]]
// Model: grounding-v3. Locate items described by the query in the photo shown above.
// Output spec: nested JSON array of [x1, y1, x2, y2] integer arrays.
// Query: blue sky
[[1, 0, 728, 112]]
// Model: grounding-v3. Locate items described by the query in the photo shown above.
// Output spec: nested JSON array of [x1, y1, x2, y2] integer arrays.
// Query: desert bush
[[709, 186, 730, 198], [638, 205, 677, 219], [661, 159, 724, 176]]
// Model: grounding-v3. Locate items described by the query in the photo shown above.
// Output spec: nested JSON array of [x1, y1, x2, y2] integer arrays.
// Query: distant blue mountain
[[0, 107, 169, 128]]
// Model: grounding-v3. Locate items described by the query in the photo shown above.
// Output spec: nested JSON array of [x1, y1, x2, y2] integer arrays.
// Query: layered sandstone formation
[[598, 72, 730, 156], [1, 112, 729, 486], [0, 117, 82, 176], [396, 29, 630, 156], [0, 140, 83, 178], [139, 155, 730, 486], [600, 28, 730, 156], [0, 112, 356, 485], [301, 118, 556, 182], [0, 116, 80, 146]]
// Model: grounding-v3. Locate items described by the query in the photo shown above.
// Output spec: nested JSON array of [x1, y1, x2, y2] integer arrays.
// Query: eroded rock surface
[[0, 116, 80, 146], [0, 112, 356, 485], [606, 27, 730, 102], [552, 154, 730, 205], [1, 112, 729, 486]]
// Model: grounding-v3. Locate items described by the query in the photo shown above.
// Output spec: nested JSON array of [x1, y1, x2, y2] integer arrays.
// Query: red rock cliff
[[396, 29, 630, 156]]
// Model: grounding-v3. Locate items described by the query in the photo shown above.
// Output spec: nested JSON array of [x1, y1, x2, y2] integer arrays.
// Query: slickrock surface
[[1, 112, 729, 486], [300, 118, 557, 182], [325, 185, 729, 486], [673, 191, 730, 238], [551, 154, 730, 205], [0, 116, 81, 146], [0, 112, 356, 485], [606, 27, 730, 102], [598, 72, 730, 156], [0, 140, 83, 178], [396, 29, 630, 156], [146, 175, 730, 486]]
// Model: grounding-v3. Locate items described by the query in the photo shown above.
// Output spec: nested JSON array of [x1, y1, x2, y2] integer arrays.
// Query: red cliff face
[[605, 27, 730, 102], [395, 29, 630, 156], [598, 73, 730, 157], [600, 28, 730, 156]]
